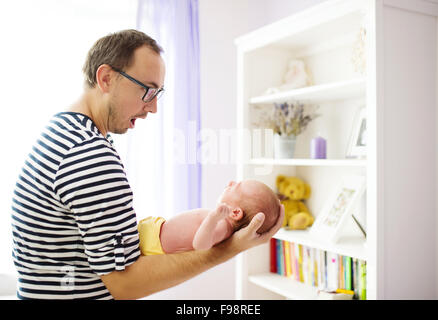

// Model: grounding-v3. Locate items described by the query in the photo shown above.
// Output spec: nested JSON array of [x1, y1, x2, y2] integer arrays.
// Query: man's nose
[[144, 98, 158, 113]]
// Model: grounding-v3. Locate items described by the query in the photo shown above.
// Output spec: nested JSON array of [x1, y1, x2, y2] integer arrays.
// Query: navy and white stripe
[[11, 112, 140, 299]]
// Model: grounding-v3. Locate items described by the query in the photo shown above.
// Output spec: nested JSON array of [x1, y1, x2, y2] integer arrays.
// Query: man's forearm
[[101, 240, 237, 300]]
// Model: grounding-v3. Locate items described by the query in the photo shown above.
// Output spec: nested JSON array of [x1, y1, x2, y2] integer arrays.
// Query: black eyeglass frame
[[111, 66, 164, 103]]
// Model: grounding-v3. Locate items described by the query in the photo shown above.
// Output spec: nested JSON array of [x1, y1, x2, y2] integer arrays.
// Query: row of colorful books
[[270, 238, 367, 300]]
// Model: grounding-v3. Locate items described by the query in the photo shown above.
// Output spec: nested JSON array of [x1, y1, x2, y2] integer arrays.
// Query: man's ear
[[229, 208, 243, 221], [95, 64, 114, 93]]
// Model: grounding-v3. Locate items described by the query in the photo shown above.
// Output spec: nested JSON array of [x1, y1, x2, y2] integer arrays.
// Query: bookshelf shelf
[[248, 273, 319, 300], [249, 78, 366, 105], [249, 158, 367, 167], [235, 0, 371, 300], [235, 0, 438, 300], [274, 228, 367, 261]]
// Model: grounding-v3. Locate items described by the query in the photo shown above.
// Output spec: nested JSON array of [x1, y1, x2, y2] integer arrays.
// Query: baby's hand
[[211, 202, 231, 221]]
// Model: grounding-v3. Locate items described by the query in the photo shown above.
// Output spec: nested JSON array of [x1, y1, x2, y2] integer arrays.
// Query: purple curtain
[[136, 0, 202, 214]]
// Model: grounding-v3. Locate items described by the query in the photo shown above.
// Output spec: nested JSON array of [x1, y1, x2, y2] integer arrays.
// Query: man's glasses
[[111, 66, 164, 103]]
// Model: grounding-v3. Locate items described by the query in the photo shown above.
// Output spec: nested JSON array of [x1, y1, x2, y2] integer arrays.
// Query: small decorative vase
[[274, 134, 296, 159]]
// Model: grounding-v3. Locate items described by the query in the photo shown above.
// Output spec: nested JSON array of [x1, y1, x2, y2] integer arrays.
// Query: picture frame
[[346, 108, 367, 159], [310, 175, 366, 243]]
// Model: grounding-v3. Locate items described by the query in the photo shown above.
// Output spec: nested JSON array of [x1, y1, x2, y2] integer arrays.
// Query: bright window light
[[0, 0, 138, 274]]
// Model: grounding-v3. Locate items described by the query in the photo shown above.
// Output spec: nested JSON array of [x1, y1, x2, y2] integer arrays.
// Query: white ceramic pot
[[274, 134, 296, 159]]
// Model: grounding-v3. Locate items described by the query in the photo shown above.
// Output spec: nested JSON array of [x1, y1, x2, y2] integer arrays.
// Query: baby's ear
[[230, 207, 243, 221]]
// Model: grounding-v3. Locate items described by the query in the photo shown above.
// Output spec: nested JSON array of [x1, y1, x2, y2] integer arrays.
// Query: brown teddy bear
[[276, 175, 314, 230]]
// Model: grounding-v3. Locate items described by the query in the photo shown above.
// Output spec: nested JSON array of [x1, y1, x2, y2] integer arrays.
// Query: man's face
[[107, 45, 165, 134]]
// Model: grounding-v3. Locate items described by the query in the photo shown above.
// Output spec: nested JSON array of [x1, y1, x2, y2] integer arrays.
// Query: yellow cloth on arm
[[137, 216, 166, 255]]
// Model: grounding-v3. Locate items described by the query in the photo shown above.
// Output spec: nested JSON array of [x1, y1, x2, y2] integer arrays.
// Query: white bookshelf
[[249, 78, 366, 104], [249, 158, 366, 167], [248, 273, 319, 300], [235, 0, 438, 300]]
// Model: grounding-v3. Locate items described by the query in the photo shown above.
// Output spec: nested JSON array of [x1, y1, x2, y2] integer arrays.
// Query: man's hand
[[220, 202, 285, 254]]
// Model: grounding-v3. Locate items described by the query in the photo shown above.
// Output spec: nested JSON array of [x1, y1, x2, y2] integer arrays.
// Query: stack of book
[[270, 238, 367, 300]]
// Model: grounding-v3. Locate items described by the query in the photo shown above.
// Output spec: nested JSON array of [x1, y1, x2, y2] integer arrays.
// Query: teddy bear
[[276, 175, 314, 230]]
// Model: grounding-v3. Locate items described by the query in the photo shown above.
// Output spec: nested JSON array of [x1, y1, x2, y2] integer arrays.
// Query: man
[[11, 29, 284, 300]]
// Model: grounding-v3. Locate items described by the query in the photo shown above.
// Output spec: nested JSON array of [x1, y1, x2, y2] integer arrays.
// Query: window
[[0, 0, 138, 274]]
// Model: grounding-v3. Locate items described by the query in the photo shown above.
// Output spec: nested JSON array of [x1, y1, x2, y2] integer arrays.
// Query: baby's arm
[[192, 203, 230, 250]]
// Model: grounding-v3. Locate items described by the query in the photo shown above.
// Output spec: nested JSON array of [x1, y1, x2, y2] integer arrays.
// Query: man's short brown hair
[[83, 29, 163, 88]]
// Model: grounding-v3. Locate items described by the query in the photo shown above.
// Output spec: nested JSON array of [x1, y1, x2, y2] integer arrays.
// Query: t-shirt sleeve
[[53, 137, 140, 275]]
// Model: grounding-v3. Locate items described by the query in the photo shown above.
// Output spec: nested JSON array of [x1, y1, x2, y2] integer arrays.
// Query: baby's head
[[219, 180, 280, 234]]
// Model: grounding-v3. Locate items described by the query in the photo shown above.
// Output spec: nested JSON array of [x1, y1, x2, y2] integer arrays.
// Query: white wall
[[147, 0, 327, 300], [380, 3, 437, 299]]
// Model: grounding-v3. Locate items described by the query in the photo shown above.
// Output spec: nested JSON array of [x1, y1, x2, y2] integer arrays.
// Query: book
[[302, 245, 308, 284], [290, 242, 298, 280], [339, 255, 344, 289], [359, 259, 367, 300], [270, 240, 367, 299], [297, 244, 304, 282], [311, 247, 318, 287], [316, 247, 323, 290], [326, 252, 339, 291], [284, 241, 291, 277], [270, 238, 277, 273], [294, 243, 302, 282], [279, 240, 285, 276], [353, 258, 359, 299], [303, 246, 311, 285], [345, 256, 352, 291], [322, 251, 328, 290]]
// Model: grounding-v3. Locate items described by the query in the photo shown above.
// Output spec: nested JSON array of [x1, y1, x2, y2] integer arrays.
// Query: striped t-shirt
[[11, 112, 140, 299]]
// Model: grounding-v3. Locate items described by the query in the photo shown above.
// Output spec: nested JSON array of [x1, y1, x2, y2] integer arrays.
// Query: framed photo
[[310, 175, 366, 243], [346, 108, 367, 158]]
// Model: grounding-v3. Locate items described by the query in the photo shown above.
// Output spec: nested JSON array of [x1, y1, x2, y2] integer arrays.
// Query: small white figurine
[[280, 59, 311, 90], [263, 59, 312, 95]]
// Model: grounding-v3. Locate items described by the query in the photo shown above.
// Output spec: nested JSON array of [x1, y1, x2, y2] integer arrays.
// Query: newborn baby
[[138, 180, 281, 255]]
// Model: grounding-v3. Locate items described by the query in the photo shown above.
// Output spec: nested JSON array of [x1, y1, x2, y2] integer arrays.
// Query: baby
[[138, 180, 281, 255]]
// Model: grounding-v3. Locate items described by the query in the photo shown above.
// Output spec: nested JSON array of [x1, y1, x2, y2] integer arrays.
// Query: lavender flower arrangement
[[254, 102, 320, 137]]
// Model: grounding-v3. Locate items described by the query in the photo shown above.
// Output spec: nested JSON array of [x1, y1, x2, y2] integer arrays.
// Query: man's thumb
[[249, 212, 265, 232]]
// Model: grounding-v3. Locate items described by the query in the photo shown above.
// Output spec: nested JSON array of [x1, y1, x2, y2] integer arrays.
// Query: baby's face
[[218, 181, 243, 207], [219, 180, 270, 208]]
